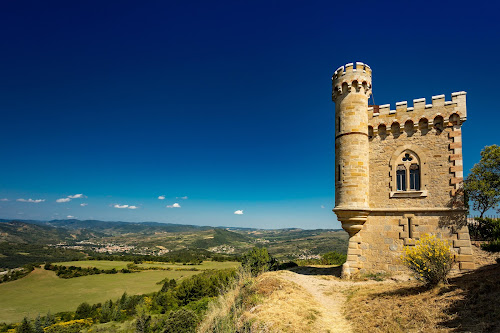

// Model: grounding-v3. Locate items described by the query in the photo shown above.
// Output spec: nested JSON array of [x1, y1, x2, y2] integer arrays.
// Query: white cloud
[[80, 203, 88, 207], [321, 205, 325, 209], [17, 198, 45, 203], [67, 215, 75, 218], [158, 195, 165, 200], [0, 198, 9, 201], [234, 210, 244, 215], [56, 198, 71, 203], [176, 196, 188, 200], [68, 194, 86, 199], [114, 204, 138, 209], [166, 203, 181, 208], [114, 204, 129, 209]]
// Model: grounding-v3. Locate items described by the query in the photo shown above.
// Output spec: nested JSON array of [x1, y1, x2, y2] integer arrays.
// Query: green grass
[[53, 259, 240, 271], [0, 268, 198, 323], [137, 260, 240, 270], [54, 260, 132, 270]]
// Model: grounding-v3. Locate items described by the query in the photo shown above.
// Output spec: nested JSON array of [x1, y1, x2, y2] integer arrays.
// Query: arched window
[[390, 148, 427, 198]]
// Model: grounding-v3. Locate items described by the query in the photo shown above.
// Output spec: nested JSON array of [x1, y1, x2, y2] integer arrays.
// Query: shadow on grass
[[439, 262, 500, 332], [288, 265, 342, 277], [372, 262, 500, 332]]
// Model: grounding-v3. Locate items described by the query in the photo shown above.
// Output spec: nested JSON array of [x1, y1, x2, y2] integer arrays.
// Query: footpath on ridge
[[278, 268, 354, 333]]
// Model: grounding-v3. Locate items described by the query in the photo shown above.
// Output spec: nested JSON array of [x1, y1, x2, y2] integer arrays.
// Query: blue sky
[[0, 1, 498, 229]]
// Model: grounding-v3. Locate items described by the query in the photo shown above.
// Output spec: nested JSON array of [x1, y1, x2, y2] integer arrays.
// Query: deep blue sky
[[0, 1, 498, 229]]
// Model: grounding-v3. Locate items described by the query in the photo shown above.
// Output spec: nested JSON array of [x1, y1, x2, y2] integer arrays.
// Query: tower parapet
[[368, 92, 467, 136]]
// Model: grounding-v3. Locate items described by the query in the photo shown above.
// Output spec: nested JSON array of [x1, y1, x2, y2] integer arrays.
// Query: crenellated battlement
[[368, 91, 467, 133], [332, 62, 372, 101]]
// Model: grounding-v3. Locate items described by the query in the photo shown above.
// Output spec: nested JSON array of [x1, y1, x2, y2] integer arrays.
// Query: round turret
[[332, 62, 372, 237]]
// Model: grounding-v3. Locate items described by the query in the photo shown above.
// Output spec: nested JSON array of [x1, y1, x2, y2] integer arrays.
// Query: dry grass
[[345, 262, 500, 333], [241, 272, 328, 332], [198, 270, 334, 333]]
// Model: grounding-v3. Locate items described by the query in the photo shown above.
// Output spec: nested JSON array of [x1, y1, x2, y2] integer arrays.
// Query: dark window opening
[[409, 164, 420, 190], [396, 165, 406, 191]]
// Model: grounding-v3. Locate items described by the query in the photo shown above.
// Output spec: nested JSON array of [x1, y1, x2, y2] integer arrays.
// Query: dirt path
[[277, 269, 354, 333]]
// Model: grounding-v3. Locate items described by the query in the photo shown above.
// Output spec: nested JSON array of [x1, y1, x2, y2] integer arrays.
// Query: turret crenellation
[[332, 62, 372, 101]]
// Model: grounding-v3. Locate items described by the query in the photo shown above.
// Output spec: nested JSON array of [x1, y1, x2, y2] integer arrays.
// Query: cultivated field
[[53, 260, 240, 271], [0, 268, 198, 323]]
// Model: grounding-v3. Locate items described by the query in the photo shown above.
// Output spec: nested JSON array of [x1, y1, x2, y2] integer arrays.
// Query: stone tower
[[332, 62, 473, 278]]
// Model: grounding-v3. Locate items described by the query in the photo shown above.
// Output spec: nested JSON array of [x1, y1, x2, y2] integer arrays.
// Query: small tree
[[242, 247, 277, 276], [464, 144, 500, 217], [16, 317, 33, 333], [401, 234, 454, 286], [33, 315, 43, 333], [75, 302, 92, 319], [163, 308, 198, 333]]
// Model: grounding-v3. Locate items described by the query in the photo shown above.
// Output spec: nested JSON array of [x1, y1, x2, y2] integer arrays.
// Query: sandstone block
[[459, 247, 472, 255], [459, 262, 475, 270], [453, 240, 470, 247], [456, 254, 473, 262]]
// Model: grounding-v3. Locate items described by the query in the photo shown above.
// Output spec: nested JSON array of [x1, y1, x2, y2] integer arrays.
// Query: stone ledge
[[390, 190, 428, 198]]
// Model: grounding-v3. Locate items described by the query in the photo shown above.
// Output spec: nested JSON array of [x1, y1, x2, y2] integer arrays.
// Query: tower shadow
[[288, 265, 342, 277]]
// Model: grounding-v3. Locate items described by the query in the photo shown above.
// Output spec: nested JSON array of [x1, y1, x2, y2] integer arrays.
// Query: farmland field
[[54, 260, 131, 270], [0, 268, 199, 323], [53, 260, 240, 271]]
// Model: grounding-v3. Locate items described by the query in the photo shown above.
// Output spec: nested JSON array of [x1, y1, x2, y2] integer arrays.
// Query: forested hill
[[0, 220, 101, 244], [37, 219, 212, 235]]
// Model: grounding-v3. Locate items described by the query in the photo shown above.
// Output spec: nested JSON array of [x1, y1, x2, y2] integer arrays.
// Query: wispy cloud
[[114, 204, 129, 209], [114, 204, 138, 209], [158, 195, 165, 200], [321, 205, 325, 209], [17, 198, 45, 203], [234, 210, 244, 215], [176, 196, 188, 200], [0, 198, 9, 202], [67, 215, 75, 218], [68, 194, 86, 199], [80, 203, 88, 207], [56, 198, 71, 203], [166, 203, 181, 208]]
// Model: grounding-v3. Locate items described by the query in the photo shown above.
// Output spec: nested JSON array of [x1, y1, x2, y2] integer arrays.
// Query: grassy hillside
[[0, 268, 199, 323]]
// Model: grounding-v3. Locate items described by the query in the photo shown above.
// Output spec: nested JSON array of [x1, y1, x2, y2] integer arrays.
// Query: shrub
[[469, 217, 500, 241], [401, 234, 454, 286], [482, 239, 500, 252], [163, 308, 198, 333], [241, 247, 277, 276], [321, 251, 347, 265]]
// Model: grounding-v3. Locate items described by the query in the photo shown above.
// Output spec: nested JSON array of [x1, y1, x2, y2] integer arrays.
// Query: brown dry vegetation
[[240, 273, 329, 332], [199, 246, 499, 333], [345, 255, 500, 332]]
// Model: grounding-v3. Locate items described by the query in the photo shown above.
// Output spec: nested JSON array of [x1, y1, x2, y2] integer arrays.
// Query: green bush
[[163, 308, 198, 333], [401, 234, 454, 286], [241, 247, 277, 276], [321, 251, 347, 265], [469, 217, 500, 241], [482, 239, 500, 252]]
